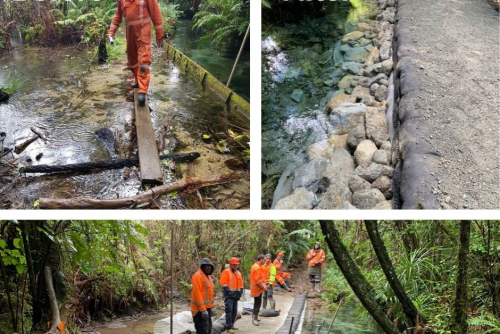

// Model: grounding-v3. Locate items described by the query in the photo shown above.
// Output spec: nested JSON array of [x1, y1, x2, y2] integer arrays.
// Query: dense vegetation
[[0, 221, 498, 334]]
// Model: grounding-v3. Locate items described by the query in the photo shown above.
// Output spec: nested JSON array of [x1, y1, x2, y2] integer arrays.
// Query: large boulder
[[342, 62, 363, 74], [333, 41, 343, 65], [341, 31, 365, 43], [307, 140, 335, 161], [354, 140, 378, 165], [373, 149, 390, 165], [352, 188, 386, 209], [329, 103, 367, 135], [372, 175, 393, 199], [327, 92, 356, 110], [337, 75, 356, 91], [322, 148, 355, 184], [373, 200, 393, 210], [329, 134, 349, 151], [315, 184, 352, 209], [354, 162, 393, 182], [292, 159, 328, 191], [274, 188, 316, 210], [364, 47, 380, 67], [347, 120, 367, 149], [366, 106, 389, 146], [348, 175, 372, 193], [342, 46, 369, 63]]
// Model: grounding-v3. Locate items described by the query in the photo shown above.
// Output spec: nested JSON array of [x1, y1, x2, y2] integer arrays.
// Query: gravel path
[[401, 0, 500, 209]]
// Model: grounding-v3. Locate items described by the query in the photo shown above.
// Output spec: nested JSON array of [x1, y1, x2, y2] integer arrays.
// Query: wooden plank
[[133, 89, 163, 184]]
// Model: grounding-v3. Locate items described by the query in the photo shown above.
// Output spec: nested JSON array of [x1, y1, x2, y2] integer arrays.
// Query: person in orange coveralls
[[273, 251, 292, 292], [191, 258, 215, 334], [220, 257, 244, 333], [306, 242, 326, 292], [108, 0, 164, 106]]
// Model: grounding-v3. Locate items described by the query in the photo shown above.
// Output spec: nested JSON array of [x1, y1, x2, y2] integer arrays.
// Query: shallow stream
[[0, 26, 249, 209]]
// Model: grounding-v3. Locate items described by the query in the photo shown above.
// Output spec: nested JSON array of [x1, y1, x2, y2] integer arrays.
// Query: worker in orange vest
[[262, 254, 277, 310], [191, 258, 215, 334], [220, 257, 244, 333], [108, 0, 164, 106], [250, 254, 267, 326], [273, 251, 292, 292], [306, 242, 326, 292]]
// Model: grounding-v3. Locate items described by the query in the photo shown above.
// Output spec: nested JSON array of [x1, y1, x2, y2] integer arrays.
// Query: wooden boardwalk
[[133, 89, 163, 184]]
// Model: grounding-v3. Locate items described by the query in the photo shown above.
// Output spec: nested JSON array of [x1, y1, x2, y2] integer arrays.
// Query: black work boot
[[138, 93, 146, 106]]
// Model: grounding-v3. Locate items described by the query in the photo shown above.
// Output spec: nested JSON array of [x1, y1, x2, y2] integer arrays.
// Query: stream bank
[[262, 0, 396, 210]]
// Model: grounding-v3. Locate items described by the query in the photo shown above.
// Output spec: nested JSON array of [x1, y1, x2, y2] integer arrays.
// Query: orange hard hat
[[277, 251, 285, 257], [229, 257, 240, 265]]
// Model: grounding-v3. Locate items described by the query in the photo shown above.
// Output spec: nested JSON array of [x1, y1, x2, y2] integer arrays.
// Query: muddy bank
[[0, 45, 249, 209]]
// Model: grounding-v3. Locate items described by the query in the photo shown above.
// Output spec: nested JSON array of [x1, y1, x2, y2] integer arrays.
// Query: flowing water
[[302, 300, 383, 334], [0, 35, 249, 209], [170, 19, 250, 101], [261, 1, 376, 206]]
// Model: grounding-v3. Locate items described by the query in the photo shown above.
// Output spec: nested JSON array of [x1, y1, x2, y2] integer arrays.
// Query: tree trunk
[[319, 221, 401, 334], [451, 221, 470, 334], [365, 221, 421, 328], [44, 266, 62, 333]]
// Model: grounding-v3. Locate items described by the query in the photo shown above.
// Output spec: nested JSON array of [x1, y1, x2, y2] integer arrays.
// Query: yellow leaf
[[33, 200, 39, 208]]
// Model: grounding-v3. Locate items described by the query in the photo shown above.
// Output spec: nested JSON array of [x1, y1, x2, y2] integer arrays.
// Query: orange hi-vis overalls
[[250, 262, 267, 297], [220, 268, 244, 292], [108, 0, 164, 94], [190, 269, 214, 316], [261, 263, 276, 286], [273, 258, 288, 286], [306, 249, 326, 267]]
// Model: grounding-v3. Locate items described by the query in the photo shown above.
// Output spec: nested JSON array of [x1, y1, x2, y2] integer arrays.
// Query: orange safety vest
[[250, 262, 266, 297], [273, 259, 283, 275], [306, 249, 326, 267], [220, 268, 244, 291], [190, 269, 214, 316], [261, 263, 276, 286], [109, 0, 164, 39]]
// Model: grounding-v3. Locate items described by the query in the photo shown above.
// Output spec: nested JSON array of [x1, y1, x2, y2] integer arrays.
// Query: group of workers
[[190, 243, 326, 334]]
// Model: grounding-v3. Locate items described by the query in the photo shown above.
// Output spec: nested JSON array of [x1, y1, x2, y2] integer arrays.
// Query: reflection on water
[[170, 19, 250, 101], [302, 300, 383, 334]]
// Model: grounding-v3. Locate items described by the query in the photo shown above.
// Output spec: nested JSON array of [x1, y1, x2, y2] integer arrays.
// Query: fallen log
[[39, 174, 240, 209], [14, 134, 40, 154], [20, 152, 201, 174]]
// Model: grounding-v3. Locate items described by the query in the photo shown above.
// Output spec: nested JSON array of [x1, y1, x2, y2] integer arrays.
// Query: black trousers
[[224, 298, 238, 329], [194, 308, 212, 334], [253, 294, 263, 315]]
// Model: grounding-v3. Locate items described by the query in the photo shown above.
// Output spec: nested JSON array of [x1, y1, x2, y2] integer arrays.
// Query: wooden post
[[170, 224, 174, 334], [227, 24, 250, 88], [133, 88, 163, 184]]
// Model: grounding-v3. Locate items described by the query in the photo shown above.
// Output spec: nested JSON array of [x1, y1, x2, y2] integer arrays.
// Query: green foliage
[[105, 36, 126, 62], [158, 2, 182, 36], [193, 0, 249, 45], [0, 71, 25, 95]]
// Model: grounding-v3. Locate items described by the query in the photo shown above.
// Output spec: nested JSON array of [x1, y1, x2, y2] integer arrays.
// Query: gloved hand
[[156, 37, 164, 48], [202, 311, 209, 320]]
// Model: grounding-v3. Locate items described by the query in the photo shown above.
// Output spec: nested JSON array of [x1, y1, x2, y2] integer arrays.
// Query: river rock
[[365, 31, 377, 39], [338, 75, 355, 91], [329, 134, 349, 151], [322, 148, 355, 184], [381, 141, 391, 153], [355, 162, 393, 182], [291, 89, 304, 103], [373, 200, 392, 210], [354, 140, 378, 165], [329, 103, 367, 135], [352, 188, 386, 209], [315, 184, 352, 209], [348, 175, 372, 193], [364, 62, 383, 77], [358, 38, 372, 47], [375, 84, 388, 102], [307, 140, 335, 160], [342, 62, 363, 74], [358, 76, 373, 88], [271, 162, 301, 209], [352, 86, 377, 106], [370, 83, 380, 96], [274, 187, 316, 209], [373, 149, 389, 165], [379, 41, 392, 61], [372, 73, 389, 85], [347, 120, 367, 149], [366, 106, 389, 146], [372, 175, 392, 199], [364, 47, 380, 67], [342, 46, 369, 63], [378, 9, 396, 23], [342, 31, 364, 43], [333, 41, 343, 65], [381, 59, 393, 75], [327, 92, 356, 110], [357, 22, 371, 32], [292, 158, 328, 191]]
